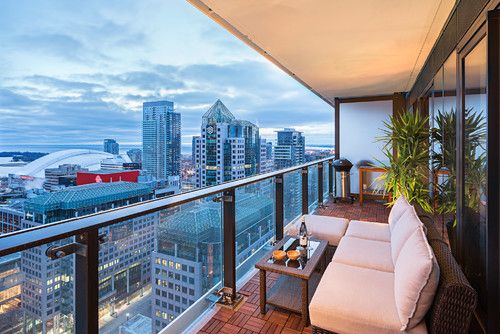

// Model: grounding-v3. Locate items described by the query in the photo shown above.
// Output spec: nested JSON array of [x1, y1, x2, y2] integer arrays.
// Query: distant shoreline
[[0, 143, 334, 156]]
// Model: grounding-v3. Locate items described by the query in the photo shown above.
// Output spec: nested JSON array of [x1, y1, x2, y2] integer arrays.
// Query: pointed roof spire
[[202, 99, 235, 125]]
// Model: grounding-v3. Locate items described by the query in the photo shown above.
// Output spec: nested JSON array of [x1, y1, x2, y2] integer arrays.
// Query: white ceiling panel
[[188, 0, 456, 105]]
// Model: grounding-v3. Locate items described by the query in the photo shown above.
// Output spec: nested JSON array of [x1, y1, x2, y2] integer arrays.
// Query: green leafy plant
[[431, 108, 486, 218], [376, 110, 432, 212], [431, 108, 456, 216]]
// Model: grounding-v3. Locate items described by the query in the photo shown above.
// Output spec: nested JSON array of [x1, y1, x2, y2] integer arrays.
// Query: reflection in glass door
[[461, 36, 488, 325]]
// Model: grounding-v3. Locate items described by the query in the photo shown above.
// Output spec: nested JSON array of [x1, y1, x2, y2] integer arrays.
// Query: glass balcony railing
[[0, 157, 334, 334]]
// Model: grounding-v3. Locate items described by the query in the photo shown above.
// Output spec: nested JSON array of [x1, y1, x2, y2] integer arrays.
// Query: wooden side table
[[358, 166, 391, 206], [255, 237, 328, 327]]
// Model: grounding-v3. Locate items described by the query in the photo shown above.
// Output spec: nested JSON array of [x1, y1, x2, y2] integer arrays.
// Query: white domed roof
[[5, 149, 115, 178]]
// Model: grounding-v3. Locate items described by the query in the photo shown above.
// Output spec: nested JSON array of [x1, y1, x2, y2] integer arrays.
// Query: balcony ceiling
[[188, 0, 456, 105]]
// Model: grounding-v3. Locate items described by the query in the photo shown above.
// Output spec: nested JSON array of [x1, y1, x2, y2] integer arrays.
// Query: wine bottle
[[299, 217, 308, 248]]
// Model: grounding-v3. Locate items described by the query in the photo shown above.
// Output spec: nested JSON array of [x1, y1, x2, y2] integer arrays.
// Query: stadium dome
[[3, 149, 130, 178]]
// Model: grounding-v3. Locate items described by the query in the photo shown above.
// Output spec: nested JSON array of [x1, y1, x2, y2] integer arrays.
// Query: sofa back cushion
[[388, 196, 412, 232], [390, 206, 421, 264], [394, 227, 440, 330]]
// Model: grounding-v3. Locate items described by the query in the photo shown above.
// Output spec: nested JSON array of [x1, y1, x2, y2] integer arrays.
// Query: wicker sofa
[[306, 198, 477, 334]]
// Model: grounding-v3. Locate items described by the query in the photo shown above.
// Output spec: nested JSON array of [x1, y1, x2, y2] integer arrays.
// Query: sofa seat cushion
[[345, 220, 391, 242], [395, 226, 440, 330], [310, 262, 427, 334], [301, 215, 349, 246], [389, 196, 412, 232], [333, 236, 394, 272]]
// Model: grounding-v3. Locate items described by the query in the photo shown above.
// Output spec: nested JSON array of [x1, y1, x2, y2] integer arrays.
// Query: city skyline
[[0, 0, 334, 150]]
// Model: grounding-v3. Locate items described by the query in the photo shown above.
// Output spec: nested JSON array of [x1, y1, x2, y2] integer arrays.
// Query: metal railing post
[[75, 228, 99, 334], [302, 167, 309, 215], [328, 159, 334, 196], [318, 163, 324, 206], [275, 175, 284, 241], [222, 189, 237, 300]]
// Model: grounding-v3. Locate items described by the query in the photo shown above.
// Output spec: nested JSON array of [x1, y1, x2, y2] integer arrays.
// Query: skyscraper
[[193, 100, 260, 188], [259, 139, 274, 174], [127, 148, 142, 164], [274, 128, 305, 170], [142, 101, 181, 180], [104, 139, 119, 155]]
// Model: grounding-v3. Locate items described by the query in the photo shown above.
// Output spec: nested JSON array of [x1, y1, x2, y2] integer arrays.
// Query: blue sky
[[0, 0, 333, 151]]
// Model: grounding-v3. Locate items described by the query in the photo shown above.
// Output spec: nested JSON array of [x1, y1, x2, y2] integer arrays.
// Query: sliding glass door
[[460, 35, 488, 326]]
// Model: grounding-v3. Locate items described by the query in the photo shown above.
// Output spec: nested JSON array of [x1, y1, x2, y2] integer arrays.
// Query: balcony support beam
[[75, 228, 99, 334], [334, 98, 340, 160], [302, 167, 309, 215], [275, 175, 284, 241], [318, 163, 324, 206], [328, 159, 334, 196], [222, 189, 237, 299]]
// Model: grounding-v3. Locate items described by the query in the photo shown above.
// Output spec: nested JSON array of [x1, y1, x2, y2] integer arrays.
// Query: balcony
[[1, 0, 500, 333]]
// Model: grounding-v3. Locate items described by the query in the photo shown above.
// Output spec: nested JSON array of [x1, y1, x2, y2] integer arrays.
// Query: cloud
[[0, 59, 333, 148], [0, 1, 333, 151]]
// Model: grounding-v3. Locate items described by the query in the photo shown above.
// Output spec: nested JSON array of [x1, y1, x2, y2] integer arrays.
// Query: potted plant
[[376, 110, 432, 213]]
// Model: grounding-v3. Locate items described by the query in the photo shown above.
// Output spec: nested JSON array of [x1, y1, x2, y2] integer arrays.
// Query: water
[[0, 143, 333, 156], [0, 144, 193, 155]]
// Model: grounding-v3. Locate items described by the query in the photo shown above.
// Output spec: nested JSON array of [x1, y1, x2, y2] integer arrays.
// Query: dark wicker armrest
[[426, 239, 477, 334], [419, 214, 444, 243]]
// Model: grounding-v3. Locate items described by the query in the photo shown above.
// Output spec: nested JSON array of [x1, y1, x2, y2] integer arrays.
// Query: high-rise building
[[193, 100, 260, 188], [127, 149, 142, 164], [142, 101, 181, 180], [104, 139, 119, 155], [151, 183, 274, 332], [258, 139, 274, 174], [20, 182, 155, 333], [43, 164, 87, 191], [274, 128, 305, 170]]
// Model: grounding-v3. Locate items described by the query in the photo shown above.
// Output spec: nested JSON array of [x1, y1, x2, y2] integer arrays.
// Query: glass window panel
[[98, 197, 223, 334], [284, 171, 302, 227], [462, 37, 487, 323], [308, 166, 318, 212], [235, 179, 275, 281]]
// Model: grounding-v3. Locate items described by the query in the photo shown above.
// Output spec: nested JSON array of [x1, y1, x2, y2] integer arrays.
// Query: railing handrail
[[0, 156, 334, 257]]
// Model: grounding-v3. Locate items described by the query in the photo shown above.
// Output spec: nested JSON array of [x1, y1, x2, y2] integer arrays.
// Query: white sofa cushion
[[390, 206, 422, 263], [395, 227, 440, 330], [299, 215, 348, 246], [345, 220, 391, 242], [310, 262, 427, 334], [389, 196, 412, 232], [333, 236, 394, 272]]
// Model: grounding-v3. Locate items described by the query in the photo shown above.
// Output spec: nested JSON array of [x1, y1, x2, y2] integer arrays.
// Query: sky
[[0, 0, 334, 152]]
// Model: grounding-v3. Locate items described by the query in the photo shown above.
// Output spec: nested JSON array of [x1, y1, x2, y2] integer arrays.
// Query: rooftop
[[24, 181, 151, 213]]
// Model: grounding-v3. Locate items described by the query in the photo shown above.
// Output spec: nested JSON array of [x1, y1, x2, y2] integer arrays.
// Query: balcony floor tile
[[197, 199, 447, 334]]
